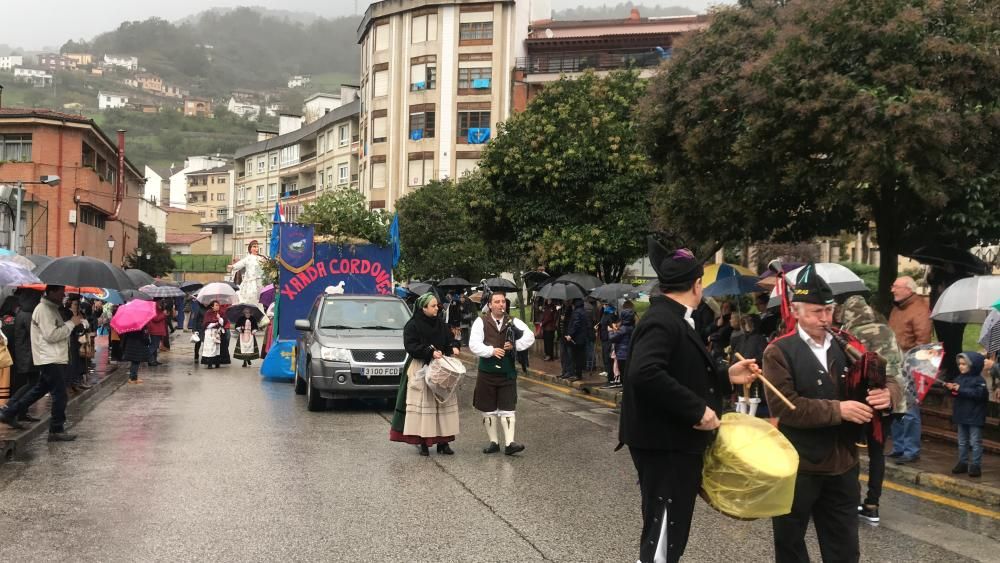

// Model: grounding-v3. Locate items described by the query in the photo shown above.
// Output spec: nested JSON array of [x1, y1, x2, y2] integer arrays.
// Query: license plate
[[363, 367, 400, 377]]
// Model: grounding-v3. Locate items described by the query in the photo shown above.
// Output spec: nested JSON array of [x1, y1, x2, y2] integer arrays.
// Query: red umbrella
[[110, 299, 157, 334]]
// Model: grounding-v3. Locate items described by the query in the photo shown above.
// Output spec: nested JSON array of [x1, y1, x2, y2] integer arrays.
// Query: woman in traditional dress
[[229, 240, 267, 307], [200, 301, 224, 369], [389, 293, 461, 456], [233, 307, 260, 367]]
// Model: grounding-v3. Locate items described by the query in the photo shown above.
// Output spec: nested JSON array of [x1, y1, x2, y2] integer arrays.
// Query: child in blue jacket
[[945, 352, 989, 477]]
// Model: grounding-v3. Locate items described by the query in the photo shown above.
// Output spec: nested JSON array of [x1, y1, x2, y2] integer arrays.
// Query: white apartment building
[[138, 198, 167, 243], [103, 54, 138, 70], [356, 0, 548, 210], [167, 155, 229, 208], [13, 67, 53, 87], [0, 55, 24, 70], [98, 91, 129, 110], [232, 100, 360, 260], [227, 97, 261, 120]]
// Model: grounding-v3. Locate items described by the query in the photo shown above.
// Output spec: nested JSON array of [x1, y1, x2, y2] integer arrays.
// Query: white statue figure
[[229, 240, 267, 306]]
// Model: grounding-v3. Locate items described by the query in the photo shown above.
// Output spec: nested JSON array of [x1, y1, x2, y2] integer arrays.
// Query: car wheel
[[293, 364, 306, 395], [306, 372, 324, 412]]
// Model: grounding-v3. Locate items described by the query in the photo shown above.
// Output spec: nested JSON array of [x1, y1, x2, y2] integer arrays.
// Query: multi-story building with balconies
[[185, 165, 232, 223], [231, 100, 360, 260], [356, 0, 552, 211]]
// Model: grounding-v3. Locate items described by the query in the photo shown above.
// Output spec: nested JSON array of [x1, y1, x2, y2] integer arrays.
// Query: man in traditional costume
[[618, 237, 758, 563], [468, 291, 535, 455], [763, 265, 900, 563]]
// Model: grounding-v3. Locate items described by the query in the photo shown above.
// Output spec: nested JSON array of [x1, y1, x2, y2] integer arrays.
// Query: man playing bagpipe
[[762, 263, 902, 563]]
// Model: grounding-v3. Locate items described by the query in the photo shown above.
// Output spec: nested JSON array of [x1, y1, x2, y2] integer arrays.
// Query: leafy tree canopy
[[640, 0, 1000, 303], [473, 70, 655, 282], [124, 223, 175, 277], [396, 178, 499, 282], [298, 188, 390, 246]]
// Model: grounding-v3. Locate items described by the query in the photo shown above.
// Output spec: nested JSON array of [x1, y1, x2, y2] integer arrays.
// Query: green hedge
[[172, 254, 231, 273]]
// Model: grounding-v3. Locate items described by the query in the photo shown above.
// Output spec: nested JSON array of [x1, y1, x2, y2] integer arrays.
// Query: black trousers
[[629, 447, 703, 563], [864, 422, 885, 506], [10, 370, 40, 402], [571, 341, 585, 378], [773, 465, 860, 563], [543, 330, 555, 358], [4, 364, 68, 432]]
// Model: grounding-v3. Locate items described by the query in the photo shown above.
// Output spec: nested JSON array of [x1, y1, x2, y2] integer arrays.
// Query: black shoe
[[504, 442, 525, 456], [951, 462, 968, 474], [18, 413, 41, 422], [599, 383, 615, 389], [419, 444, 430, 456], [566, 376, 581, 382], [47, 432, 77, 442], [887, 451, 903, 458], [895, 454, 920, 464], [437, 443, 455, 455], [0, 410, 25, 430], [858, 504, 880, 523], [483, 442, 500, 454], [969, 465, 982, 477]]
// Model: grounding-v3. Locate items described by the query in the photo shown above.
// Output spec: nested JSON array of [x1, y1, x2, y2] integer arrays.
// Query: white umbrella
[[930, 275, 1000, 324], [767, 263, 868, 308], [0, 261, 42, 286], [196, 282, 239, 305]]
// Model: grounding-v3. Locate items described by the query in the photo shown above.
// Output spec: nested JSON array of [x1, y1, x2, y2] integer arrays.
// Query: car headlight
[[320, 346, 352, 362]]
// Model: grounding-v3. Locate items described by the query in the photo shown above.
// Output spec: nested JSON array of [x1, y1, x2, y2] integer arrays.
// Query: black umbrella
[[589, 283, 639, 302], [225, 303, 264, 325], [555, 273, 604, 292], [180, 281, 204, 293], [537, 281, 585, 301], [120, 289, 153, 301], [483, 277, 518, 291], [437, 277, 474, 289], [153, 279, 180, 287], [125, 269, 155, 287], [406, 282, 435, 295], [905, 245, 989, 275], [27, 255, 53, 272], [523, 270, 551, 289], [37, 257, 137, 290]]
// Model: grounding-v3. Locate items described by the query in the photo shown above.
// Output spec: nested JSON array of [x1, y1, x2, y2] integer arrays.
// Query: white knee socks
[[483, 415, 499, 444], [501, 415, 516, 446]]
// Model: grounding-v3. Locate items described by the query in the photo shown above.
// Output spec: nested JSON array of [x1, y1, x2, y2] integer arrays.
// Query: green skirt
[[389, 357, 412, 435]]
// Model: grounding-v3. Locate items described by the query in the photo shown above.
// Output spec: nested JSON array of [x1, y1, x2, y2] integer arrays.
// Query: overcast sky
[[2, 0, 728, 50]]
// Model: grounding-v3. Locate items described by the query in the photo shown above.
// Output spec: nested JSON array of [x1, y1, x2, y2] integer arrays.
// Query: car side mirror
[[294, 319, 312, 332]]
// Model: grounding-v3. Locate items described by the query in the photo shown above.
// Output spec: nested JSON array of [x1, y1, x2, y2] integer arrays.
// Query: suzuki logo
[[375, 351, 385, 361]]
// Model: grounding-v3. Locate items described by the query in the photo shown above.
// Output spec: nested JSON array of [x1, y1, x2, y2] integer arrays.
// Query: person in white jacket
[[0, 285, 84, 441], [468, 291, 535, 455]]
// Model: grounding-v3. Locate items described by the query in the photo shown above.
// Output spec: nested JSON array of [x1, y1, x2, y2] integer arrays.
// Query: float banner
[[260, 339, 296, 380], [277, 243, 393, 340], [278, 223, 315, 274]]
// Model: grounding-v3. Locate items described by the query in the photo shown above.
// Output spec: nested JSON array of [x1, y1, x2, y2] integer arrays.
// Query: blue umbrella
[[702, 275, 762, 298], [82, 288, 125, 304]]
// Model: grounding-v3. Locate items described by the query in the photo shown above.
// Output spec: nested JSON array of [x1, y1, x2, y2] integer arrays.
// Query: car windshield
[[319, 299, 410, 330]]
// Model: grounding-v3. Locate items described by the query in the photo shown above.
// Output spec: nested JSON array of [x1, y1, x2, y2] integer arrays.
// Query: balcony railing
[[515, 48, 670, 75]]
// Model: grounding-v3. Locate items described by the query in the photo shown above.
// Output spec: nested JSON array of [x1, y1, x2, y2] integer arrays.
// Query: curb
[[520, 366, 623, 407], [0, 364, 127, 465], [862, 453, 1000, 508]]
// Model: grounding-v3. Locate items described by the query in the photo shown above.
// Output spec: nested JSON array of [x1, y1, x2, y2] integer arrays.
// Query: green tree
[[396, 178, 497, 281], [298, 187, 390, 245], [640, 0, 1000, 306], [124, 224, 175, 277], [474, 70, 655, 282]]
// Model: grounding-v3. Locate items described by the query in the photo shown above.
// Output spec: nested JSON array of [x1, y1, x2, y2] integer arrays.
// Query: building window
[[217, 208, 228, 220], [411, 12, 438, 43], [244, 159, 253, 176], [268, 183, 278, 201], [79, 206, 108, 229], [458, 111, 491, 143], [317, 134, 325, 154], [372, 115, 388, 143], [374, 23, 389, 51], [410, 58, 437, 91], [269, 153, 278, 170], [373, 70, 389, 98], [458, 67, 492, 92], [280, 145, 299, 167], [339, 125, 349, 146], [338, 163, 349, 184], [236, 187, 244, 204], [235, 214, 243, 233], [257, 158, 265, 173], [456, 158, 479, 178], [318, 170, 325, 188], [257, 185, 265, 202], [459, 21, 493, 42], [326, 167, 334, 187], [371, 162, 387, 190], [409, 110, 435, 140], [408, 155, 434, 187], [217, 192, 225, 201]]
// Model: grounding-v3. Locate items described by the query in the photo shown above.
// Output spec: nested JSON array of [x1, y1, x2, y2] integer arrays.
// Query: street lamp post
[[106, 234, 115, 263]]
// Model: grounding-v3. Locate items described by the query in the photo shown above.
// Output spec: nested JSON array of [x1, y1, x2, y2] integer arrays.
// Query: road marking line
[[860, 474, 1000, 520], [521, 378, 618, 408]]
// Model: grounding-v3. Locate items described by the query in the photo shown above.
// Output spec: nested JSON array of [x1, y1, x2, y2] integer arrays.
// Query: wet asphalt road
[[0, 340, 997, 562]]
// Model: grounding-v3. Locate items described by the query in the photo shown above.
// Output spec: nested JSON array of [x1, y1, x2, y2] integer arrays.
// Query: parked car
[[294, 294, 411, 411]]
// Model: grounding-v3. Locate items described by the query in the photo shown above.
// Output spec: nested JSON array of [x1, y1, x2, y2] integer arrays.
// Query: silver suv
[[293, 294, 411, 411]]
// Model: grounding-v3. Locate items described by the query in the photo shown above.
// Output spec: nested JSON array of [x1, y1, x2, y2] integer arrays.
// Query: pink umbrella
[[110, 299, 157, 334], [259, 284, 275, 309]]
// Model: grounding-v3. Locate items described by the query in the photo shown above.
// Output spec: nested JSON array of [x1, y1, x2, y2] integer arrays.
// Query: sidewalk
[[0, 336, 126, 463], [517, 352, 1000, 508]]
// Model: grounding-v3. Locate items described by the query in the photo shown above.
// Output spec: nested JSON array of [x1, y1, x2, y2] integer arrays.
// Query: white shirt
[[797, 324, 832, 371], [683, 306, 695, 330], [469, 315, 536, 359]]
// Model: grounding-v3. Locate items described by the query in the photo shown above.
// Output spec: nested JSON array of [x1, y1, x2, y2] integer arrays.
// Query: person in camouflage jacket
[[839, 295, 907, 523]]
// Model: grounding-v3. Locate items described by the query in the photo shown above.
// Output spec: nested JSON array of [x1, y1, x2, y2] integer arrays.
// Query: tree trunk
[[873, 185, 899, 316]]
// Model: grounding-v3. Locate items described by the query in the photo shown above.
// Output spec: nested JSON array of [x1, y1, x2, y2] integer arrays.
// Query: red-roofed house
[[166, 232, 212, 254]]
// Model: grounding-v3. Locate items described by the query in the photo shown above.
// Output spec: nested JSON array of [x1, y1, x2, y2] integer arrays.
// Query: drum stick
[[734, 353, 796, 411]]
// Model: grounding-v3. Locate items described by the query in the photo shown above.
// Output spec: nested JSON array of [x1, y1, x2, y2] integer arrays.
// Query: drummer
[[762, 265, 899, 563], [617, 237, 759, 563]]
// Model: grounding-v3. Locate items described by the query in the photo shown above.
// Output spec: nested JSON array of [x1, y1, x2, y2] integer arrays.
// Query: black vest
[[773, 334, 855, 464]]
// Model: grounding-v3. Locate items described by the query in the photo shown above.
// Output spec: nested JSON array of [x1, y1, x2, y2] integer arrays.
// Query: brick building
[[0, 108, 142, 262]]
